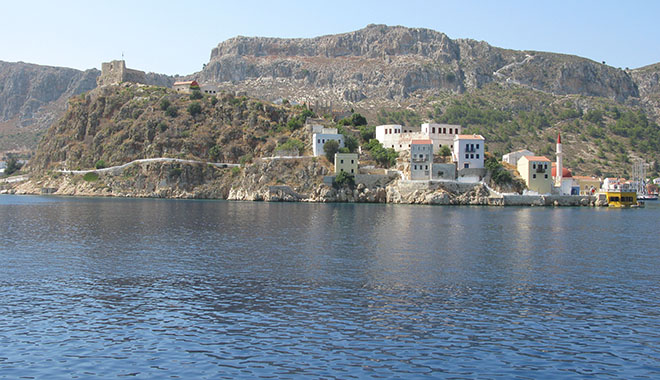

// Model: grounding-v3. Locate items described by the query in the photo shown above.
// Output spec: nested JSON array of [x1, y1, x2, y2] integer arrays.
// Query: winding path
[[57, 158, 240, 175]]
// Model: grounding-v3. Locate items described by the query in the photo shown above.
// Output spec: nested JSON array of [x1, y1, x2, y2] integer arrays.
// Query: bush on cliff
[[365, 139, 398, 168], [333, 171, 355, 189], [323, 140, 340, 162]]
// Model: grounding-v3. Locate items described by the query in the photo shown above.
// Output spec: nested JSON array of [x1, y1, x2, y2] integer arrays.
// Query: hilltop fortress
[[97, 60, 147, 86]]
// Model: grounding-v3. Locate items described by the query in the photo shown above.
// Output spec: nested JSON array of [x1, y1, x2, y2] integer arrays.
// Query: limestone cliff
[[196, 24, 640, 106]]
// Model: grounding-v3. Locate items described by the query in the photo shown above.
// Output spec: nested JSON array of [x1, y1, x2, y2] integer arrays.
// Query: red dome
[[551, 164, 572, 178]]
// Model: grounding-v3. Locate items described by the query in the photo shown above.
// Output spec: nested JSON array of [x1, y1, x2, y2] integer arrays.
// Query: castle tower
[[555, 132, 563, 187]]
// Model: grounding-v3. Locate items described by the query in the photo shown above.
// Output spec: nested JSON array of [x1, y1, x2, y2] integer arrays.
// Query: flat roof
[[411, 139, 433, 144], [456, 134, 484, 140]]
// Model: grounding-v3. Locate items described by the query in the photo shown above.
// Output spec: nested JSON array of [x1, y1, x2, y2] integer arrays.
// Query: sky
[[1, 0, 659, 76]]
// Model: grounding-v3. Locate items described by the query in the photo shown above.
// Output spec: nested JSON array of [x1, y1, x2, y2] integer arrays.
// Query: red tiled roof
[[522, 156, 551, 162]]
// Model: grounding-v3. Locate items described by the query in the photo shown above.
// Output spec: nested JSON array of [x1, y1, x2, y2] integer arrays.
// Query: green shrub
[[160, 98, 171, 111], [231, 166, 241, 176], [166, 105, 178, 117], [95, 159, 107, 169], [323, 140, 340, 162], [168, 167, 182, 178], [210, 97, 218, 106], [365, 139, 398, 167], [190, 90, 203, 100], [209, 145, 222, 161], [334, 171, 355, 189], [82, 172, 99, 182], [276, 138, 305, 153], [4, 158, 22, 176], [239, 153, 253, 166], [187, 102, 202, 116], [343, 135, 359, 153]]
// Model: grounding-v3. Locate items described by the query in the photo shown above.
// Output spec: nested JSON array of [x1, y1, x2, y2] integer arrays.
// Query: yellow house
[[517, 155, 552, 194], [334, 153, 358, 175], [573, 176, 601, 195]]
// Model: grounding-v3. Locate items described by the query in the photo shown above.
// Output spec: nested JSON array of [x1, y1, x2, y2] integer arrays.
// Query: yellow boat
[[599, 178, 639, 208]]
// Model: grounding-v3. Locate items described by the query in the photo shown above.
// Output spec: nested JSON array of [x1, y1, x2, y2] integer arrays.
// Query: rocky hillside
[[197, 24, 643, 107], [0, 61, 175, 153], [28, 83, 316, 172], [0, 61, 99, 152]]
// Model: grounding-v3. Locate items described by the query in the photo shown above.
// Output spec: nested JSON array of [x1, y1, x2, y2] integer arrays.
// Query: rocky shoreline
[[2, 159, 601, 207]]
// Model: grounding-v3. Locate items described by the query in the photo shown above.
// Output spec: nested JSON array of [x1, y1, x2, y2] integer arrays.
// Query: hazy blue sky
[[2, 0, 659, 75]]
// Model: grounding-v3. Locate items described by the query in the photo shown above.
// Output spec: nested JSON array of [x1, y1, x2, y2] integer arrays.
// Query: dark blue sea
[[1, 195, 659, 378]]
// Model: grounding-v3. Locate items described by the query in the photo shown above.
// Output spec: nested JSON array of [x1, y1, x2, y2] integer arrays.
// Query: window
[[425, 165, 428, 170], [533, 174, 536, 179], [432, 127, 436, 133], [414, 165, 417, 170], [545, 174, 548, 179], [351, 160, 354, 164], [449, 128, 453, 134], [443, 128, 446, 134], [470, 154, 474, 159], [465, 154, 469, 159], [476, 144, 480, 149], [351, 169, 354, 173], [340, 168, 344, 172], [340, 159, 344, 164], [464, 163, 469, 168], [533, 164, 536, 169], [476, 154, 479, 159], [317, 139, 320, 144]]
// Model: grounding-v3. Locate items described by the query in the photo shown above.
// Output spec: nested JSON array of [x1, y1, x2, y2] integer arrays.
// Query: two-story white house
[[312, 127, 344, 157], [410, 139, 434, 180], [453, 134, 485, 169]]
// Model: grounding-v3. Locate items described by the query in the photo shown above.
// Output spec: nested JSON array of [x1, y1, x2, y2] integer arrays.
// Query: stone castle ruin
[[97, 60, 147, 86]]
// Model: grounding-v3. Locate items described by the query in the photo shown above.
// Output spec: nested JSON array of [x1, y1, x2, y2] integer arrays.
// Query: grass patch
[[82, 172, 99, 182]]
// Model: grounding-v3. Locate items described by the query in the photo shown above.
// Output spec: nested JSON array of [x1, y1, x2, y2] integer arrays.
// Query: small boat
[[638, 194, 658, 201]]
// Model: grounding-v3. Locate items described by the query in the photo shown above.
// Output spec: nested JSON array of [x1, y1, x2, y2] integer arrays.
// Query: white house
[[453, 134, 485, 169], [502, 149, 535, 166], [410, 139, 433, 180], [313, 132, 344, 157], [420, 123, 462, 153]]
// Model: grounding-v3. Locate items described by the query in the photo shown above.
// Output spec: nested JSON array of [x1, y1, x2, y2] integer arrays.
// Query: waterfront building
[[517, 156, 552, 194], [410, 139, 433, 180], [453, 134, 485, 169], [312, 132, 344, 157], [573, 176, 601, 195], [502, 149, 535, 166], [334, 153, 358, 175]]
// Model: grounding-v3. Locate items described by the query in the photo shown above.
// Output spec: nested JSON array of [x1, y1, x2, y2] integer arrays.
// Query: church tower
[[555, 132, 563, 187]]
